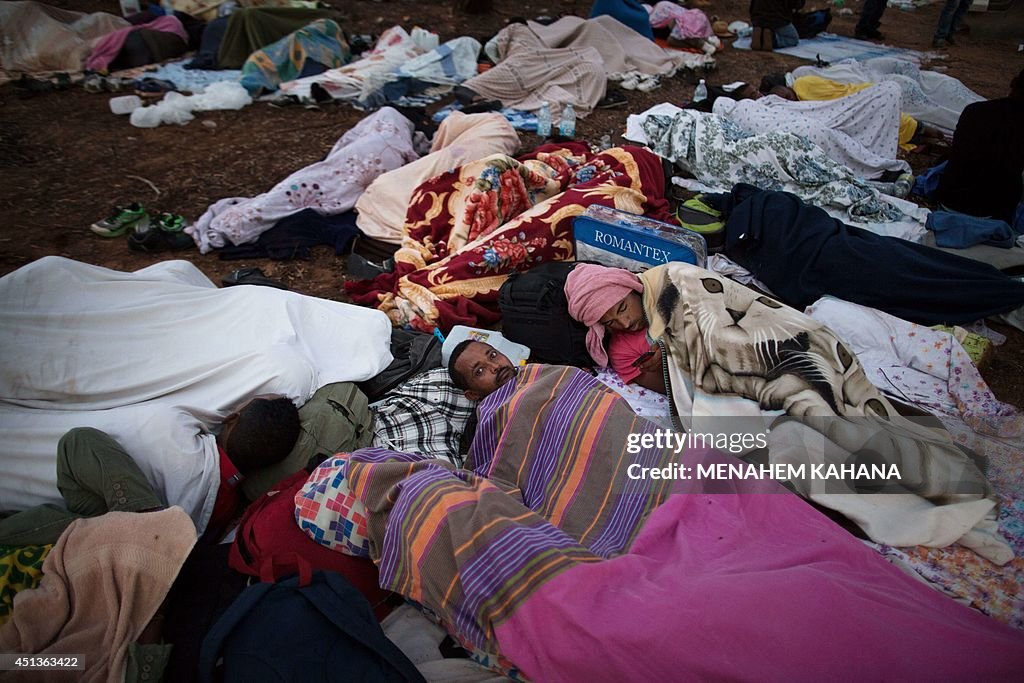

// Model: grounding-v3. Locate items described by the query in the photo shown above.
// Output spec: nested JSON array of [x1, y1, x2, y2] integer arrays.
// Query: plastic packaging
[[109, 94, 142, 115], [693, 79, 708, 103], [573, 204, 708, 273], [536, 101, 552, 138], [558, 103, 576, 138], [119, 0, 141, 15]]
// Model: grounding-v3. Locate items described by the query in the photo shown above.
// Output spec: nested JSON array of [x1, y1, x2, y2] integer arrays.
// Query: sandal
[[221, 267, 289, 290]]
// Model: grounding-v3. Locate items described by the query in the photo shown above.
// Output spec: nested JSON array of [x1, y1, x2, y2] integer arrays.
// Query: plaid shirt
[[369, 367, 476, 466]]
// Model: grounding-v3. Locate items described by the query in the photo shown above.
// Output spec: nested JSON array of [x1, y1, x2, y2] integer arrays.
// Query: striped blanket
[[345, 365, 1024, 679], [345, 365, 676, 651]]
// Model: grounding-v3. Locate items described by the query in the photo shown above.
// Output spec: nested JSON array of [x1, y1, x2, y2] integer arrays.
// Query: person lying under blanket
[[0, 256, 393, 532], [292, 364, 1024, 680], [759, 72, 944, 152], [0, 395, 299, 546], [712, 80, 911, 180], [563, 261, 1014, 564]]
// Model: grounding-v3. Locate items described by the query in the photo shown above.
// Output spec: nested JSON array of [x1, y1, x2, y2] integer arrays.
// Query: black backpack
[[358, 329, 442, 403], [498, 261, 593, 367], [199, 566, 425, 683]]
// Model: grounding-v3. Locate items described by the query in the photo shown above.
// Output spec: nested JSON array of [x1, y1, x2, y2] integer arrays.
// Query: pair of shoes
[[854, 28, 884, 40], [127, 223, 194, 252], [91, 203, 149, 237], [221, 267, 289, 290], [636, 75, 661, 92], [619, 72, 642, 90]]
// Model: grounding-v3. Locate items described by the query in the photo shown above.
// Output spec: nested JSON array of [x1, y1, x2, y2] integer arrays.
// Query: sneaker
[[931, 37, 950, 48], [636, 75, 661, 92], [675, 197, 725, 252], [155, 212, 186, 232], [127, 226, 194, 252], [91, 203, 148, 237], [619, 73, 641, 90]]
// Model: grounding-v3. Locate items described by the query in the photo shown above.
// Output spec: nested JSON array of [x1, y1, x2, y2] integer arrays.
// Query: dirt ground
[[2, 0, 1023, 404]]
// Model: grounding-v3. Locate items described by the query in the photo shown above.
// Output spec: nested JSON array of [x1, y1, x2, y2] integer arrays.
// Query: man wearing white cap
[[441, 326, 530, 401]]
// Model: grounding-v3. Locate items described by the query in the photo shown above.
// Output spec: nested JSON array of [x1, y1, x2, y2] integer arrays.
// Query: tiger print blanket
[[639, 261, 1013, 564]]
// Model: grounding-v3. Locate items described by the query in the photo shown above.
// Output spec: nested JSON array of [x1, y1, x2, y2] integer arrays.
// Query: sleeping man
[[295, 357, 1024, 681]]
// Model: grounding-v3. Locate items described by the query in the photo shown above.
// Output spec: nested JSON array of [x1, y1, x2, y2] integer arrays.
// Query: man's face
[[599, 291, 645, 334], [454, 341, 516, 400]]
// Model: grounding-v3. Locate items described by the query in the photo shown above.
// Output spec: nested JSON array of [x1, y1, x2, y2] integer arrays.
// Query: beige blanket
[[0, 508, 196, 682], [466, 15, 696, 118]]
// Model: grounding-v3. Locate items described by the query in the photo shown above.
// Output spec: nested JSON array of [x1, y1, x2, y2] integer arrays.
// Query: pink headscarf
[[564, 264, 643, 367]]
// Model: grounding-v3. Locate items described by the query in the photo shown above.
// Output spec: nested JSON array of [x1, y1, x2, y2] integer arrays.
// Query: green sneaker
[[675, 196, 724, 234], [155, 212, 186, 232], [91, 203, 148, 237]]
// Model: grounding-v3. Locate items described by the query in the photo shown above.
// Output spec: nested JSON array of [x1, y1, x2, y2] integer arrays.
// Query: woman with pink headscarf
[[564, 259, 1014, 564], [564, 263, 665, 393]]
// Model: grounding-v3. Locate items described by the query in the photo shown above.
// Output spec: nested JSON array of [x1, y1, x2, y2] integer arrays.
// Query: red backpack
[[228, 470, 393, 619]]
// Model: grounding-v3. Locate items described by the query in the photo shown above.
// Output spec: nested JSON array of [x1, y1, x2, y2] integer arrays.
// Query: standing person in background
[[749, 0, 805, 50], [854, 0, 887, 40], [931, 0, 972, 47]]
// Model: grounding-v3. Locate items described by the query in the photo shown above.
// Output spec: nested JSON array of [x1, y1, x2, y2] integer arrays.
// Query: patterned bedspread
[[870, 421, 1024, 629], [345, 144, 670, 332]]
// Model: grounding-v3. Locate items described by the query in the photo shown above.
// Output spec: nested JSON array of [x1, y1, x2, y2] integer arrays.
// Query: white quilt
[[0, 257, 393, 532]]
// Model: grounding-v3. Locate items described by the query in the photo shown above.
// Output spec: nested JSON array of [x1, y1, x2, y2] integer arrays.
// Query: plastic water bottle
[[894, 172, 913, 199], [536, 101, 552, 138], [693, 79, 708, 104], [559, 103, 576, 138]]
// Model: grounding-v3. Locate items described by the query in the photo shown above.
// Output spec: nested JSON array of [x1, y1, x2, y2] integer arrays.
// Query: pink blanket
[[85, 16, 188, 71], [496, 468, 1024, 680]]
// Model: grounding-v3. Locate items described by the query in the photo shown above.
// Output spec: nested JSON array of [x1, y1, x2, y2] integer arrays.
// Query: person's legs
[[0, 428, 164, 546], [948, 0, 973, 36], [855, 0, 886, 36], [57, 427, 164, 516], [933, 0, 963, 41], [0, 504, 82, 547], [773, 23, 800, 48]]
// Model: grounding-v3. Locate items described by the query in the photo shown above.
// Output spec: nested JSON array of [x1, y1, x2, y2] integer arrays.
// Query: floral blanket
[[640, 109, 906, 224], [345, 144, 670, 332]]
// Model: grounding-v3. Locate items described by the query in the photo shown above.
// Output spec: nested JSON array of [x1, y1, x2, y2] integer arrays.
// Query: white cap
[[441, 325, 531, 369]]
